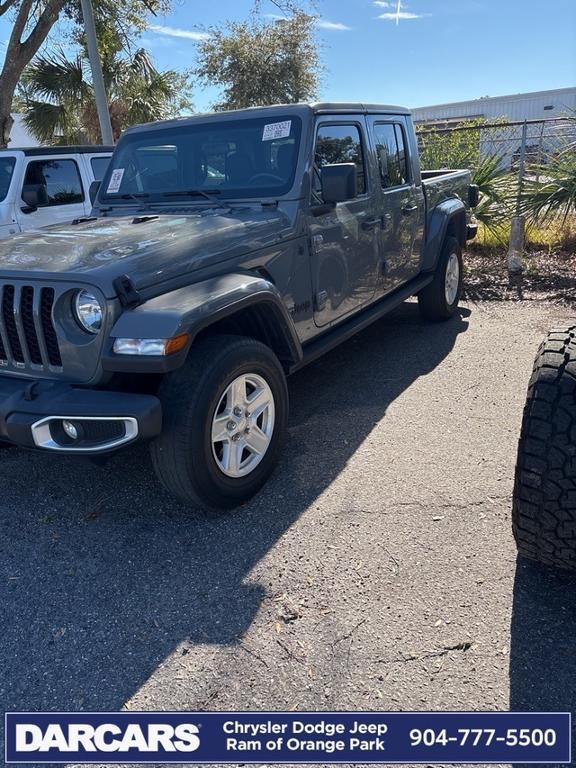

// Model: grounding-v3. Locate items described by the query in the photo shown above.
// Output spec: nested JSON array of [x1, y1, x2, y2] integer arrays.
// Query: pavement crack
[[376, 642, 473, 665], [239, 643, 269, 668], [331, 618, 367, 647], [275, 638, 306, 664]]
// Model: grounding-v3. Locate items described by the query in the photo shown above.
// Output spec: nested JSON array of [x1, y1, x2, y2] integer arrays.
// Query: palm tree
[[18, 46, 192, 144], [519, 142, 576, 225]]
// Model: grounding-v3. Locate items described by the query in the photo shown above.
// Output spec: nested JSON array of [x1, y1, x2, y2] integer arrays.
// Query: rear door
[[15, 155, 87, 231], [367, 118, 425, 292], [309, 117, 380, 328]]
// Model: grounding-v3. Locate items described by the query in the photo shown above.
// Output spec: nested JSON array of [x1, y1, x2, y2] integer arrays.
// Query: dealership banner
[[5, 711, 571, 764]]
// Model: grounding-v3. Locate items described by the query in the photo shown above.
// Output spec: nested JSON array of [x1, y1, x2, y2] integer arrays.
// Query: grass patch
[[469, 216, 576, 255]]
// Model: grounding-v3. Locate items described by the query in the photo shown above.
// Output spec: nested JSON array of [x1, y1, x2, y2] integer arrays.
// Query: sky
[[1, 0, 575, 113]]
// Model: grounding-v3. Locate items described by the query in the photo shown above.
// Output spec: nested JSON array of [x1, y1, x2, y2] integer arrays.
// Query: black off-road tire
[[151, 335, 288, 511], [513, 326, 576, 570], [418, 235, 463, 320]]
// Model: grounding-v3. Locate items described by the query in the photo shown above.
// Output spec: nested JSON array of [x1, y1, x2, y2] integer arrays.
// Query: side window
[[373, 123, 408, 188], [314, 124, 366, 200], [90, 156, 110, 181], [23, 159, 84, 207]]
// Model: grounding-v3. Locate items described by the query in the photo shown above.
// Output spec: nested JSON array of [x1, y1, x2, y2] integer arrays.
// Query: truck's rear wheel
[[513, 327, 576, 570], [151, 335, 288, 511], [418, 235, 463, 320]]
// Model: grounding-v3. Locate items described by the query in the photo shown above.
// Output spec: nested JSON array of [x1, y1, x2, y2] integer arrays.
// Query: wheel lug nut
[[244, 426, 251, 434], [232, 433, 241, 442], [245, 411, 251, 418], [227, 421, 236, 431], [233, 406, 243, 417]]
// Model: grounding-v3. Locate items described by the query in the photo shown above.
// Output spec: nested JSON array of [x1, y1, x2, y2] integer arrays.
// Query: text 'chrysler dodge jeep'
[[0, 103, 477, 509]]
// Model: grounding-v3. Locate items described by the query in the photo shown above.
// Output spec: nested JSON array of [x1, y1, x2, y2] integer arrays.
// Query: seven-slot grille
[[0, 283, 62, 371]]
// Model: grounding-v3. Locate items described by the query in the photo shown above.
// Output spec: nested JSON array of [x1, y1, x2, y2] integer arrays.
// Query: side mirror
[[320, 163, 357, 204], [21, 183, 48, 212], [89, 180, 101, 205]]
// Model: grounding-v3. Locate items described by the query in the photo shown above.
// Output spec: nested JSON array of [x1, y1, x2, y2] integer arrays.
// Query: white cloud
[[266, 14, 351, 30], [378, 11, 427, 19], [316, 19, 352, 30], [373, 1, 394, 6], [149, 24, 210, 41]]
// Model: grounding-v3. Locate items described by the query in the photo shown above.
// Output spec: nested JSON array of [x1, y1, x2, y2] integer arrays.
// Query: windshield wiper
[[160, 189, 230, 209], [99, 191, 152, 214], [119, 192, 150, 201]]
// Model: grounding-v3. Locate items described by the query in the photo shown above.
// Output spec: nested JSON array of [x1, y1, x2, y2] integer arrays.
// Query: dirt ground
[[1, 265, 575, 768], [465, 246, 576, 306]]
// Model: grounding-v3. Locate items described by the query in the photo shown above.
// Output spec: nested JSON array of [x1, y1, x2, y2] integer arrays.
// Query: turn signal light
[[113, 333, 190, 356]]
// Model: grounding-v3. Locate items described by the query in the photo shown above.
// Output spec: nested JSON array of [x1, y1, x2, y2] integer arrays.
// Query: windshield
[[100, 115, 302, 202], [0, 156, 15, 202]]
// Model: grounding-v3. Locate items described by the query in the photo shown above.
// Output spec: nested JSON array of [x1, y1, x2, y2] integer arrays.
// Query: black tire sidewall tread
[[512, 325, 576, 571], [418, 236, 463, 321], [150, 335, 288, 512]]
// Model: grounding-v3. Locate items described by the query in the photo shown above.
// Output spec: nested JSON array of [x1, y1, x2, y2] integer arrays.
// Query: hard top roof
[[1, 145, 114, 156], [124, 102, 411, 135]]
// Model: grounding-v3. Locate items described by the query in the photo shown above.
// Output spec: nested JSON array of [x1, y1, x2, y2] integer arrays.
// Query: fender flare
[[421, 199, 467, 273], [103, 273, 303, 373]]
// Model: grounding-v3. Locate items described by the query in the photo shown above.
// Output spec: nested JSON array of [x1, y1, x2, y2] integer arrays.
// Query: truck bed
[[421, 168, 472, 212]]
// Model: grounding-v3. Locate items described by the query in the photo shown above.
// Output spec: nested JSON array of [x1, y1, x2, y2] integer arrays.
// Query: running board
[[290, 273, 433, 373]]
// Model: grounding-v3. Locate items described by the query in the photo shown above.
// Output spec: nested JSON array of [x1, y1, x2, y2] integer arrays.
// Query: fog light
[[62, 420, 79, 440]]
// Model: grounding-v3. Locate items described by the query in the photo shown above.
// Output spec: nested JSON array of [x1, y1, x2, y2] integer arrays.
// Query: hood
[[0, 207, 294, 297]]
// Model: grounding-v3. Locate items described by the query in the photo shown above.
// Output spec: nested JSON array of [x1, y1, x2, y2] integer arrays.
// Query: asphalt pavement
[[1, 299, 575, 768]]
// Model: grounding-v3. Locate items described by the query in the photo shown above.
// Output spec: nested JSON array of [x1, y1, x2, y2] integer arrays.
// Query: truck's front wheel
[[418, 235, 463, 320], [151, 335, 288, 511]]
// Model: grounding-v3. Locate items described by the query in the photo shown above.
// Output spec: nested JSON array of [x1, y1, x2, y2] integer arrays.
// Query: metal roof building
[[411, 87, 576, 125]]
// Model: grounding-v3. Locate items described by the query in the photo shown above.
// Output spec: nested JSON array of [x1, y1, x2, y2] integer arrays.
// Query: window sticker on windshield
[[262, 120, 292, 141], [106, 168, 125, 193]]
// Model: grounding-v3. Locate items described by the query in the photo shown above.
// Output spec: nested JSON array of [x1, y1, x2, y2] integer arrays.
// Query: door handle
[[402, 205, 418, 216], [361, 217, 380, 231]]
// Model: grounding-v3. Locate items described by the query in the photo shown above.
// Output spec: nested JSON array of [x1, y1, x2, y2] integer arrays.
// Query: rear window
[[0, 156, 15, 202], [90, 156, 110, 181], [373, 123, 409, 188]]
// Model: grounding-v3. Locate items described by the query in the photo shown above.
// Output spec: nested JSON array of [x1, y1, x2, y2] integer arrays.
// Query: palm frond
[[519, 144, 576, 224], [22, 101, 78, 144], [21, 49, 89, 103]]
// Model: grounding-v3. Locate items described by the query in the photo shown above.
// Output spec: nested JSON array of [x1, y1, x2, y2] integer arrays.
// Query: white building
[[412, 87, 576, 126], [8, 115, 40, 148], [413, 88, 576, 171]]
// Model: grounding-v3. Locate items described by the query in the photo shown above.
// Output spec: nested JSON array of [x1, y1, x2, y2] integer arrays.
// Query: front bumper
[[0, 377, 162, 454]]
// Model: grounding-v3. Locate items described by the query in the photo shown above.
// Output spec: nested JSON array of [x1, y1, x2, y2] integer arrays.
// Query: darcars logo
[[15, 723, 201, 754]]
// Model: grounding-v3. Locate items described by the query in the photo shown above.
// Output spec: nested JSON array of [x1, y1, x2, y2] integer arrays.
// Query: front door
[[369, 120, 424, 291], [16, 156, 87, 231], [309, 119, 379, 328]]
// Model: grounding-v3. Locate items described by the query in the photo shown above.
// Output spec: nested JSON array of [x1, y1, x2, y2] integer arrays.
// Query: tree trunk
[[0, 0, 66, 147], [0, 65, 20, 148]]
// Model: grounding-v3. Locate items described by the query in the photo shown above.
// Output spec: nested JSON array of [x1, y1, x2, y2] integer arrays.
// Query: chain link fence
[[415, 117, 576, 254]]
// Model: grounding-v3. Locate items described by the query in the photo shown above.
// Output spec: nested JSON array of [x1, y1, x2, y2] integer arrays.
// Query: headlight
[[74, 289, 103, 334]]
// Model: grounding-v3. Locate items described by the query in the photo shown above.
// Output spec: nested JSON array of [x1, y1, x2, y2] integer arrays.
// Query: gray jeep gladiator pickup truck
[[0, 103, 477, 510]]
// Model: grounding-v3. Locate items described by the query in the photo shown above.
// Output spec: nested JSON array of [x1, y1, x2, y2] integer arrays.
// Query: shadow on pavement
[[509, 556, 576, 768], [0, 302, 470, 718]]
